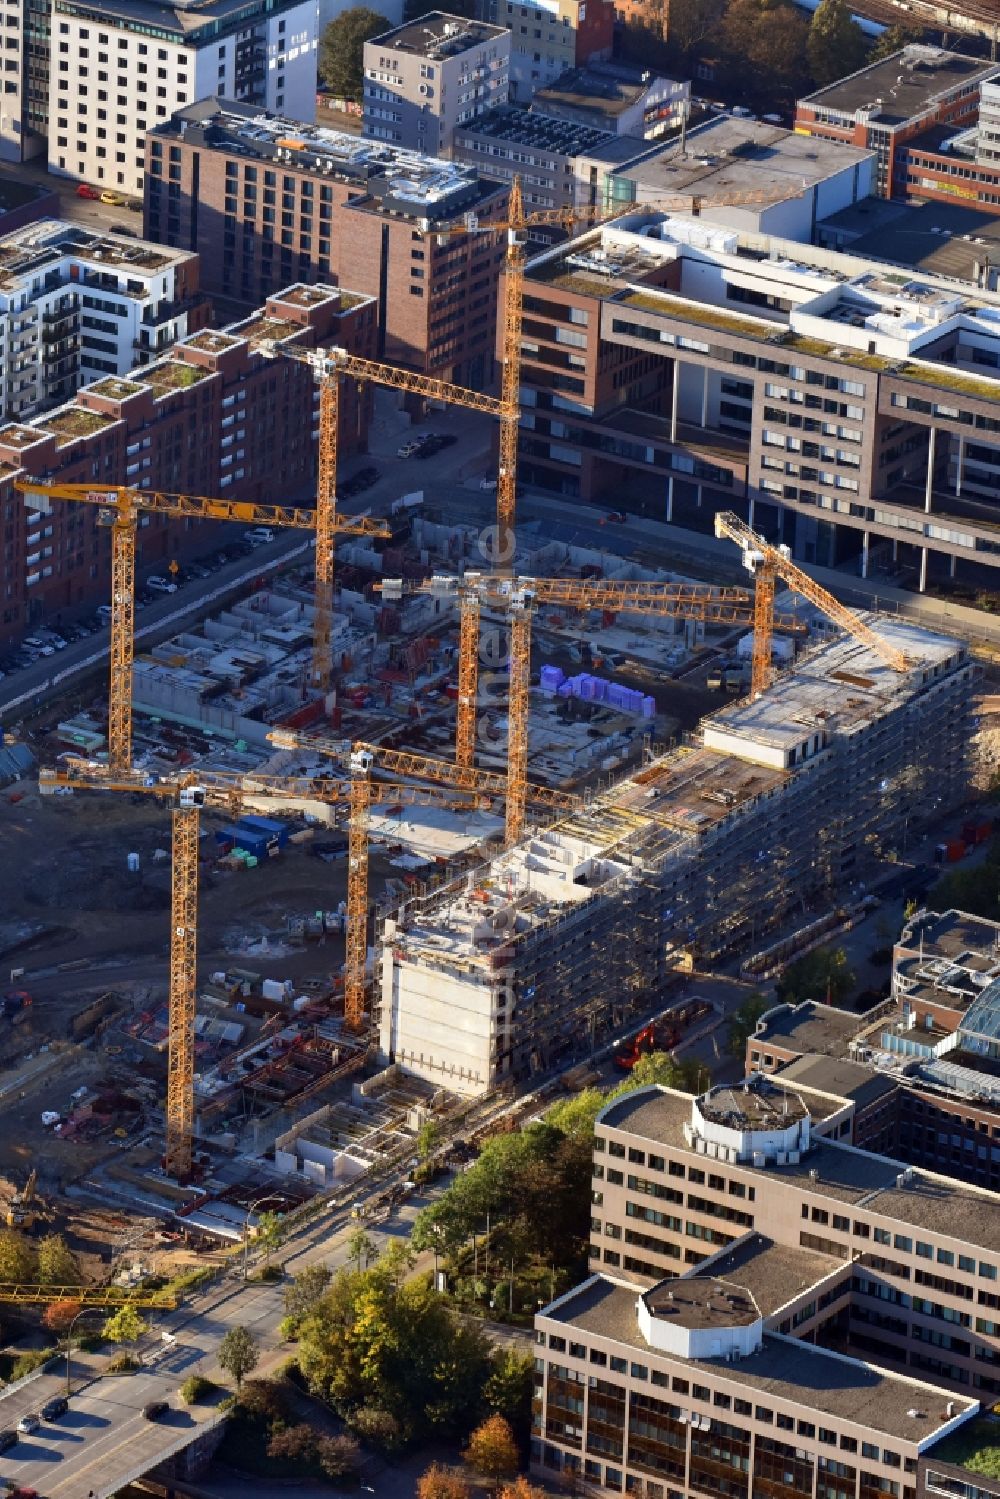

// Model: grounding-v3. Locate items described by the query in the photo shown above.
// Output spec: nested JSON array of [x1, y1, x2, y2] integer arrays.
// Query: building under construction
[[378, 617, 973, 1096]]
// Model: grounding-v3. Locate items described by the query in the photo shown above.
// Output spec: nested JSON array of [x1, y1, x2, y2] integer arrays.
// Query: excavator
[[5, 1169, 42, 1230]]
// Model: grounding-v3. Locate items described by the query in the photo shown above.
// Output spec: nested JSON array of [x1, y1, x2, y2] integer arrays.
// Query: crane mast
[[713, 510, 910, 694], [166, 796, 202, 1180]]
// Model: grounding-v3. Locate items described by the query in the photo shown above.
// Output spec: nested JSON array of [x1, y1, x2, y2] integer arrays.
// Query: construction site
[[0, 183, 981, 1336]]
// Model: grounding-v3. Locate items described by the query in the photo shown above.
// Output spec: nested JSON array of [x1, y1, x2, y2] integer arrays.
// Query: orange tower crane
[[256, 343, 502, 693], [380, 572, 807, 842], [267, 727, 581, 1019], [15, 481, 388, 773], [713, 511, 911, 696]]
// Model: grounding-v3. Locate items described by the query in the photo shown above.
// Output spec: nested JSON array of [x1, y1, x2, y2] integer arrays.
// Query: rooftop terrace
[[370, 12, 507, 58]]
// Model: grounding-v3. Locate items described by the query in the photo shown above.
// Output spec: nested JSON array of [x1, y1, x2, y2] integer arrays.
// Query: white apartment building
[[0, 218, 201, 419], [363, 12, 509, 157], [47, 0, 317, 196]]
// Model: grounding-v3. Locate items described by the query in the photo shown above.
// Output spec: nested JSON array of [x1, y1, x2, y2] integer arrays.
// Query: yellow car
[[101, 190, 126, 205]]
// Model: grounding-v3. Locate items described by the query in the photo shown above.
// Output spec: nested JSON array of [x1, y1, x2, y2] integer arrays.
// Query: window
[[916, 1242, 933, 1259]]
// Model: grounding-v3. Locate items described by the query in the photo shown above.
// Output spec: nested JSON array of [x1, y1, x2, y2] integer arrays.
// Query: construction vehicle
[[713, 511, 911, 696], [14, 482, 389, 774], [255, 343, 501, 694], [5, 1169, 42, 1230], [380, 571, 807, 843]]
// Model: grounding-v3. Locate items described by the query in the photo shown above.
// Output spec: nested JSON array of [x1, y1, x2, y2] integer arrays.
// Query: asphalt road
[[0, 1125, 527, 1497]]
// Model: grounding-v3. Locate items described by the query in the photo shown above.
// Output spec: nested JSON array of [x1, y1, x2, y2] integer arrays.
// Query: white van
[[244, 528, 275, 546]]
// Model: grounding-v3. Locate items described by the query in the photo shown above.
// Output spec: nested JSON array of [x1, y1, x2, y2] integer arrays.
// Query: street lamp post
[[66, 1307, 105, 1396], [243, 1193, 281, 1282]]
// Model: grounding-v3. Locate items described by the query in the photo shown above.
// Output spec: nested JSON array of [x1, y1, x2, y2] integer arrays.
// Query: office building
[[513, 211, 1000, 588], [0, 282, 375, 641], [451, 106, 624, 210], [533, 61, 688, 139], [530, 1074, 1000, 1493], [362, 12, 509, 156], [596, 114, 875, 240], [377, 619, 971, 1097], [495, 0, 613, 104], [47, 0, 317, 197], [795, 46, 999, 198], [146, 99, 507, 385], [0, 219, 204, 421]]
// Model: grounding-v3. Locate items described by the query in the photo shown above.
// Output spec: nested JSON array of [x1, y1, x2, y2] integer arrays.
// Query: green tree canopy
[[36, 1232, 81, 1286], [776, 946, 855, 1007], [807, 0, 868, 86], [102, 1304, 149, 1346], [284, 1262, 332, 1323], [0, 1227, 35, 1284], [319, 7, 390, 99], [721, 0, 812, 104], [297, 1258, 492, 1440], [726, 992, 771, 1059], [867, 21, 922, 61], [219, 1325, 259, 1389]]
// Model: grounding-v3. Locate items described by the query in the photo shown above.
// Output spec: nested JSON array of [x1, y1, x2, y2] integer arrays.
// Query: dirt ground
[[0, 782, 406, 1185]]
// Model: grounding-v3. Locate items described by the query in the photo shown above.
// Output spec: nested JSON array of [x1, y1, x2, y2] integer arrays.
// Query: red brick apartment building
[[795, 46, 997, 198], [145, 98, 509, 387], [0, 284, 375, 644]]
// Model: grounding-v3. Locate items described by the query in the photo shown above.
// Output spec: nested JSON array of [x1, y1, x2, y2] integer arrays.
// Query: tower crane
[[713, 511, 911, 696], [15, 481, 389, 773], [267, 726, 580, 1019], [40, 750, 559, 1175], [380, 571, 807, 842], [256, 343, 502, 694]]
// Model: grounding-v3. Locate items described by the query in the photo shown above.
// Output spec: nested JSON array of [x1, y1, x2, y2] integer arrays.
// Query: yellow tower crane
[[267, 727, 581, 1022], [15, 481, 389, 772], [380, 572, 808, 842], [256, 343, 502, 694], [713, 511, 911, 696], [42, 749, 570, 1173]]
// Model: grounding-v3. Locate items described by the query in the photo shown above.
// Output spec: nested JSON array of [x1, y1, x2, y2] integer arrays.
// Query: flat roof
[[800, 46, 998, 127], [369, 11, 507, 58], [700, 1079, 809, 1129], [601, 1087, 1000, 1255], [644, 1276, 760, 1330], [614, 116, 873, 201], [752, 1001, 861, 1058], [535, 62, 660, 118], [699, 1233, 846, 1318], [547, 1277, 978, 1439], [454, 104, 615, 158], [0, 218, 186, 291], [833, 199, 1000, 284], [162, 99, 504, 222], [56, 0, 305, 41], [779, 1053, 899, 1112]]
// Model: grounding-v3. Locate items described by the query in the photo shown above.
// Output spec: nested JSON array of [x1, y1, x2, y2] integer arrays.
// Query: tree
[[283, 1262, 332, 1323], [544, 1089, 605, 1140], [37, 1232, 81, 1285], [776, 946, 855, 1007], [43, 1298, 82, 1337], [255, 1209, 284, 1265], [620, 1050, 706, 1092], [317, 1431, 361, 1478], [463, 1414, 519, 1490], [664, 0, 726, 64], [418, 1463, 472, 1499], [867, 21, 921, 61], [499, 1481, 548, 1499], [484, 1348, 534, 1443], [346, 1228, 379, 1271], [417, 1118, 443, 1161], [721, 0, 811, 104], [726, 992, 771, 1058], [318, 7, 389, 99], [219, 1324, 259, 1389], [268, 1421, 319, 1463], [102, 1304, 149, 1348], [0, 1227, 35, 1284], [807, 0, 868, 86]]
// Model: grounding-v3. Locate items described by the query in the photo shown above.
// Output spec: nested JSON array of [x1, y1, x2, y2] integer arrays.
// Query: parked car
[[127, 198, 143, 213], [17, 1413, 40, 1434], [142, 1401, 169, 1420], [397, 442, 420, 458], [0, 1429, 17, 1452], [479, 477, 497, 490], [41, 1396, 68, 1421], [75, 184, 100, 199], [101, 190, 126, 205], [146, 576, 177, 594], [23, 637, 55, 656], [115, 226, 138, 238], [244, 527, 275, 546]]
